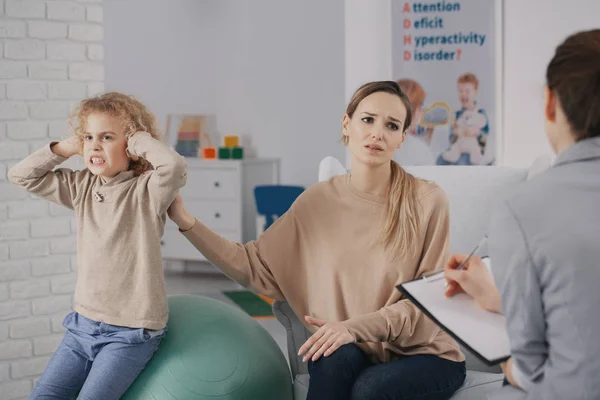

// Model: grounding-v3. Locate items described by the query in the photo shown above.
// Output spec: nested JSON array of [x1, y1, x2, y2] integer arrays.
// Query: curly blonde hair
[[70, 92, 162, 175]]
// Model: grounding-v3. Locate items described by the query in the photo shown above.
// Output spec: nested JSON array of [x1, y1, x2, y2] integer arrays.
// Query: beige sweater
[[8, 133, 187, 330], [182, 174, 464, 363]]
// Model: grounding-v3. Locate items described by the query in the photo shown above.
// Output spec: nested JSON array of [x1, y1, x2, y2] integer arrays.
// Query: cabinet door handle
[[214, 212, 221, 219], [213, 181, 220, 188]]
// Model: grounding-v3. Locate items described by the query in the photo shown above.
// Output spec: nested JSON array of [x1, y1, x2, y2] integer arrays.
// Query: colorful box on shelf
[[202, 147, 217, 159], [232, 147, 243, 159], [217, 146, 243, 160], [176, 139, 199, 150], [175, 139, 199, 157], [178, 131, 200, 141], [224, 135, 239, 148], [218, 147, 231, 159]]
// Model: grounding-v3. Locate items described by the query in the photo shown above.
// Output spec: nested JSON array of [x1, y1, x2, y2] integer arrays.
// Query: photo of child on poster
[[392, 0, 499, 166]]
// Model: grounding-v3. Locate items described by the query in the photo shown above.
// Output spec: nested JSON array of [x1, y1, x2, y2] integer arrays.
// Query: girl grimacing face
[[81, 112, 131, 179], [343, 91, 408, 167]]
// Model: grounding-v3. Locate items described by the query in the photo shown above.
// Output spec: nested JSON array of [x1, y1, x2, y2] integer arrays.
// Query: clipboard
[[396, 264, 511, 366]]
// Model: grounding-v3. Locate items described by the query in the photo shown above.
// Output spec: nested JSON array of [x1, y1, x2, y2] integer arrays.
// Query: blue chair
[[254, 185, 305, 235]]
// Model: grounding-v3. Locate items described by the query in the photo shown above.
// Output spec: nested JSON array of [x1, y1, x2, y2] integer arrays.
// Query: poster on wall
[[392, 0, 502, 166]]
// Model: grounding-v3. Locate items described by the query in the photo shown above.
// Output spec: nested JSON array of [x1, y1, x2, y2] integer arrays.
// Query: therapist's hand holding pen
[[444, 250, 520, 388], [444, 254, 503, 314]]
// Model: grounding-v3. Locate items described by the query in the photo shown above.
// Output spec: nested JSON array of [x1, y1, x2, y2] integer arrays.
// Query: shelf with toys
[[161, 115, 279, 263]]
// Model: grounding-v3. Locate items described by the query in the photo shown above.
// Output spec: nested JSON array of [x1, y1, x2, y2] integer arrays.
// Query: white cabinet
[[161, 158, 279, 261]]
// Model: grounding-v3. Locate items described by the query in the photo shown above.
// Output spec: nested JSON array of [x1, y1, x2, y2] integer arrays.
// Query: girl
[[8, 92, 187, 399]]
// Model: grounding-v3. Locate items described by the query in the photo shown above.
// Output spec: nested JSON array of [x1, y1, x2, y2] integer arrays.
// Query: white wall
[[0, 0, 104, 396], [343, 0, 392, 168], [107, 0, 600, 178], [502, 0, 600, 167], [345, 0, 392, 101], [104, 0, 345, 187]]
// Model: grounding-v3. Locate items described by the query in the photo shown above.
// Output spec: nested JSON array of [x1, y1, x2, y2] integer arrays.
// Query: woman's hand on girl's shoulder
[[167, 194, 195, 231]]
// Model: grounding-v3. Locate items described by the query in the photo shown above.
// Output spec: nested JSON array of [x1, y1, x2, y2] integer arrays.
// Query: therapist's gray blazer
[[488, 136, 600, 400]]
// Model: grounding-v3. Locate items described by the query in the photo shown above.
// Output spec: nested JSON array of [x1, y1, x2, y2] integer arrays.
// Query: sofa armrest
[[273, 300, 310, 377]]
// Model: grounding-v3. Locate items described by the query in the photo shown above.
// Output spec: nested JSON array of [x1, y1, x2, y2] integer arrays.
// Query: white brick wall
[[29, 100, 71, 119], [0, 20, 27, 38], [47, 2, 86, 22], [0, 141, 29, 160], [4, 39, 46, 60], [87, 43, 102, 61], [68, 24, 102, 42], [48, 81, 86, 99], [33, 334, 63, 356], [69, 61, 103, 81], [48, 120, 68, 139], [6, 81, 46, 100], [86, 6, 102, 24], [0, 61, 28, 79], [0, 102, 28, 120], [6, 121, 48, 140], [28, 21, 68, 40], [47, 42, 85, 61], [28, 62, 67, 80], [9, 318, 51, 338], [5, 1, 46, 19], [0, 381, 34, 400], [0, 1, 103, 394]]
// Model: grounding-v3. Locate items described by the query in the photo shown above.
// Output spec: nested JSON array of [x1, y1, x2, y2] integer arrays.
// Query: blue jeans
[[307, 344, 466, 400], [30, 312, 165, 400]]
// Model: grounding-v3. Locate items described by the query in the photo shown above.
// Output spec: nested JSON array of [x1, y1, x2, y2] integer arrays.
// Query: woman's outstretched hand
[[298, 316, 355, 362]]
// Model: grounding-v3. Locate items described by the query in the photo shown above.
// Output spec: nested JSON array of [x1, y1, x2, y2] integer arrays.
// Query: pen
[[444, 234, 488, 288], [456, 234, 488, 271]]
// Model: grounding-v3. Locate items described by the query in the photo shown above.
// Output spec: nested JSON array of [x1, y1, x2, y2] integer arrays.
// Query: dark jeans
[[307, 343, 466, 400]]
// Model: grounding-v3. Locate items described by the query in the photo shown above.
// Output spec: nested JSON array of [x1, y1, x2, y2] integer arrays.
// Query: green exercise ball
[[122, 295, 293, 400]]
